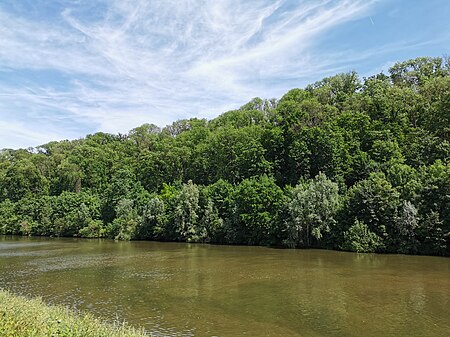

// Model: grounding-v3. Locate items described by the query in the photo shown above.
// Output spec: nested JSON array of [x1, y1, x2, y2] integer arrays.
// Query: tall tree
[[287, 173, 340, 247]]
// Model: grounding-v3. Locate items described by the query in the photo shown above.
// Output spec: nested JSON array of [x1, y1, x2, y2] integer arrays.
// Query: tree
[[416, 161, 450, 255], [1, 160, 49, 202], [174, 180, 204, 242], [0, 200, 19, 234], [417, 211, 448, 256], [137, 197, 167, 240], [78, 220, 105, 238], [52, 160, 83, 195], [200, 199, 223, 243], [393, 201, 419, 254], [422, 76, 450, 139], [341, 219, 383, 253], [51, 192, 101, 237], [389, 56, 448, 89], [202, 179, 234, 242], [0, 55, 448, 256], [341, 173, 400, 251], [108, 198, 141, 241], [306, 71, 360, 109], [128, 123, 161, 149], [202, 126, 272, 184], [231, 175, 285, 245], [287, 173, 340, 247], [102, 168, 143, 223]]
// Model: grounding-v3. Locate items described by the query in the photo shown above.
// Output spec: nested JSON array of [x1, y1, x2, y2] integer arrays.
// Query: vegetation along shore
[[0, 56, 449, 256], [0, 289, 146, 337]]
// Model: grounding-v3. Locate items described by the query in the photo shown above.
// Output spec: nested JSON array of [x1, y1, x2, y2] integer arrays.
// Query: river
[[0, 236, 448, 336]]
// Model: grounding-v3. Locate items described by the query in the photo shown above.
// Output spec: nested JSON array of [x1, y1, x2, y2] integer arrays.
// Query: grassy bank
[[0, 290, 146, 337]]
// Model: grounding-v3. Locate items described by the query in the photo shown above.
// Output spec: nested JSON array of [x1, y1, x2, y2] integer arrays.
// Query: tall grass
[[0, 289, 146, 337]]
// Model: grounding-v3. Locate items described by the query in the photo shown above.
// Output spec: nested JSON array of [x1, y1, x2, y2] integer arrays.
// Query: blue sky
[[0, 0, 449, 149]]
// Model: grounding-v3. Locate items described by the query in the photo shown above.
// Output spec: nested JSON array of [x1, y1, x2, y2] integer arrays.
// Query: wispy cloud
[[2, 0, 445, 149]]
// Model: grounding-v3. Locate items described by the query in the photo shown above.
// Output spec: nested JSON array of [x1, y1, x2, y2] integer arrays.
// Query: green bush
[[341, 219, 383, 253]]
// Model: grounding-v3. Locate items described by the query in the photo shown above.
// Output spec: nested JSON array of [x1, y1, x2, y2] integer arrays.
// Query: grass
[[0, 289, 146, 337]]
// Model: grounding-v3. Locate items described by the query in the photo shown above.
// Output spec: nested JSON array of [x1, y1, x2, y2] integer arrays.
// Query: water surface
[[0, 236, 448, 336]]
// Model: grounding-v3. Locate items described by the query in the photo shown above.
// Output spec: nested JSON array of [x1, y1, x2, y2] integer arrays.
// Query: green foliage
[[230, 175, 285, 245], [201, 179, 234, 243], [0, 56, 448, 255], [287, 173, 340, 247], [200, 125, 272, 184], [78, 220, 105, 238], [138, 196, 166, 239], [417, 211, 448, 256], [51, 192, 101, 237], [415, 161, 450, 255], [394, 201, 419, 254], [306, 71, 360, 109], [341, 172, 400, 251], [200, 199, 223, 243], [1, 160, 49, 202], [174, 180, 204, 242], [108, 199, 141, 241], [0, 199, 19, 234], [384, 163, 419, 200], [389, 56, 449, 88], [341, 219, 383, 253]]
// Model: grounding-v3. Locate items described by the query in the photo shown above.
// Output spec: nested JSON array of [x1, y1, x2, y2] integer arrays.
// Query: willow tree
[[287, 173, 340, 247]]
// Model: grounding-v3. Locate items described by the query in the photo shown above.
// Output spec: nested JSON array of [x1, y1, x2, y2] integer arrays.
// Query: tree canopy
[[0, 56, 449, 255]]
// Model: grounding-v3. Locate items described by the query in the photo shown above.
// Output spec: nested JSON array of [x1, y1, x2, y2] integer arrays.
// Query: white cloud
[[0, 119, 70, 149], [0, 0, 379, 148]]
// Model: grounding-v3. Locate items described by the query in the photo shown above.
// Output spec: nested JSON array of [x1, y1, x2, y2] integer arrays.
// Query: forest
[[0, 56, 448, 256]]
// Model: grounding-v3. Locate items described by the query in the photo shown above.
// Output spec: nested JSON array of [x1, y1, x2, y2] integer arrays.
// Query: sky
[[0, 0, 449, 149]]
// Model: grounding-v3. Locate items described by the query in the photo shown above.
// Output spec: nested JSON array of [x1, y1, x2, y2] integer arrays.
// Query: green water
[[0, 236, 448, 337]]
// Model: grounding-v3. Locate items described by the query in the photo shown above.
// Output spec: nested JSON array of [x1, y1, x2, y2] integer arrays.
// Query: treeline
[[0, 57, 449, 255]]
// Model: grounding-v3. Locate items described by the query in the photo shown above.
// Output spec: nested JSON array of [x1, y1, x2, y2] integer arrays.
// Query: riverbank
[[0, 289, 146, 337]]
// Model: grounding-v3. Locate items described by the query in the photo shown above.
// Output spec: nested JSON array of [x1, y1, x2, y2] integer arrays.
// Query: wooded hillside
[[1, 56, 449, 255]]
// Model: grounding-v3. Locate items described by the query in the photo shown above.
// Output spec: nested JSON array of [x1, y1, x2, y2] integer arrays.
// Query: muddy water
[[0, 236, 448, 336]]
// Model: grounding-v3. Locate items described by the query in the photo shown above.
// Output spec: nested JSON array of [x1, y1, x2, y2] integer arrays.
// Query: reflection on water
[[0, 236, 448, 337]]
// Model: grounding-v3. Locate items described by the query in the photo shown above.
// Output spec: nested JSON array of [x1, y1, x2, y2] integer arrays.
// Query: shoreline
[[0, 289, 146, 337], [1, 234, 449, 258]]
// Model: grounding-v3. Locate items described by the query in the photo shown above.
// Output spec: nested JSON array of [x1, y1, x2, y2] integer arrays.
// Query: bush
[[78, 220, 105, 238], [341, 219, 383, 253]]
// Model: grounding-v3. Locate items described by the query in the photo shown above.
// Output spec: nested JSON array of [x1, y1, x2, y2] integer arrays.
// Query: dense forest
[[0, 57, 449, 255]]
